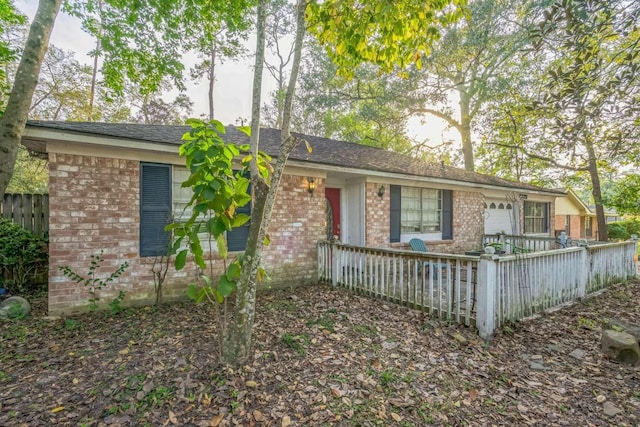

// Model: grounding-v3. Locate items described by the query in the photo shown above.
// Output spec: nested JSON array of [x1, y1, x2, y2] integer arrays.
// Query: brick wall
[[262, 175, 326, 286], [451, 190, 485, 252], [48, 153, 325, 315], [365, 182, 390, 247], [554, 214, 582, 239]]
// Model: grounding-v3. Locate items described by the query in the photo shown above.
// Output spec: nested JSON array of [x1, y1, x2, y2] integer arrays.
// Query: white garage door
[[484, 200, 515, 234]]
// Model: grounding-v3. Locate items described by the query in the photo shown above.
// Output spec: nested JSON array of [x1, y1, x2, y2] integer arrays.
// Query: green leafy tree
[[604, 174, 640, 216], [168, 119, 270, 351], [523, 0, 640, 240], [0, 0, 25, 105], [288, 37, 414, 153], [6, 145, 47, 193], [306, 0, 466, 77], [404, 0, 549, 171]]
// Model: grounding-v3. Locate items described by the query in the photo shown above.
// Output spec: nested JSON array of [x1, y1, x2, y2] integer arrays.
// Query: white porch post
[[477, 254, 498, 339]]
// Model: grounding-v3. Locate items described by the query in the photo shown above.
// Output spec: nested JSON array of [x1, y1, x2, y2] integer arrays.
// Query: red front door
[[325, 188, 341, 240]]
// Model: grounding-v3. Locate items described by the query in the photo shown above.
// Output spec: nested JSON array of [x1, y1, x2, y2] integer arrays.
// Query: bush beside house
[[0, 217, 48, 295]]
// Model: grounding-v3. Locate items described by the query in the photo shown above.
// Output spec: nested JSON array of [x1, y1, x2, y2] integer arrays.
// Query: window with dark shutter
[[227, 178, 251, 251], [140, 163, 172, 257], [389, 185, 401, 243]]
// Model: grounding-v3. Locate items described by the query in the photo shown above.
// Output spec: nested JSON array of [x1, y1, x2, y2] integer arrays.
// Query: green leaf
[[238, 126, 251, 137], [186, 284, 199, 300], [227, 262, 242, 280], [263, 234, 271, 246], [218, 275, 237, 297], [175, 250, 188, 270], [216, 234, 228, 259], [232, 213, 250, 228], [233, 193, 252, 207]]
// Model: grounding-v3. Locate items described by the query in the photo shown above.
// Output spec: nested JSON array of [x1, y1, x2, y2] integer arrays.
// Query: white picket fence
[[317, 243, 479, 325], [318, 239, 638, 338]]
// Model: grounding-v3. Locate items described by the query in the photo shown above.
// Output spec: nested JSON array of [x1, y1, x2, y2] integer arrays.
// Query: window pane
[[524, 201, 548, 233]]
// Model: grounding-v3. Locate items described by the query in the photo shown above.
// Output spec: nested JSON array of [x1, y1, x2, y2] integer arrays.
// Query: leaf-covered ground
[[1, 280, 639, 427]]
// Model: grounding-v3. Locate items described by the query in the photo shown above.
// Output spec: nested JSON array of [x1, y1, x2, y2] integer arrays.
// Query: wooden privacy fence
[[1, 193, 49, 238], [318, 238, 638, 338]]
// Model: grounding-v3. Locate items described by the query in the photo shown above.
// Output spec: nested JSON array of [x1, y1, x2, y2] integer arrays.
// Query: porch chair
[[408, 238, 446, 278]]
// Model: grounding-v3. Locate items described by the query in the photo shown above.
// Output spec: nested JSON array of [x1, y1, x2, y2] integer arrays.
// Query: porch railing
[[318, 241, 479, 326], [319, 238, 638, 338], [482, 233, 605, 253]]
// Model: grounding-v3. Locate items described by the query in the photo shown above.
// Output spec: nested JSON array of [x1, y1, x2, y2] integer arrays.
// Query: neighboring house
[[22, 121, 563, 314], [554, 189, 622, 239]]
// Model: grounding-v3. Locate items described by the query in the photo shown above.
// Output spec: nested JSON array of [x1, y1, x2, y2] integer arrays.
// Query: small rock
[[246, 380, 258, 388], [381, 341, 399, 350], [0, 296, 31, 319], [452, 332, 468, 345], [547, 344, 565, 353], [530, 354, 543, 360], [569, 349, 585, 360], [601, 330, 640, 365], [602, 402, 623, 417], [529, 362, 547, 371], [596, 395, 606, 403]]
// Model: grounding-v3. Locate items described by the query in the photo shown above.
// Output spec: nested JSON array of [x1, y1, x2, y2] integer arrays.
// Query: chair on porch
[[409, 238, 445, 278]]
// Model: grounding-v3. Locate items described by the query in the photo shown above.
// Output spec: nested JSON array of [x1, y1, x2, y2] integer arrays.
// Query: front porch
[[317, 237, 639, 337]]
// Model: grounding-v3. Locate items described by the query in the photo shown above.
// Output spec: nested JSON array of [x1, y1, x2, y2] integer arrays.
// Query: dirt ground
[[1, 279, 639, 427]]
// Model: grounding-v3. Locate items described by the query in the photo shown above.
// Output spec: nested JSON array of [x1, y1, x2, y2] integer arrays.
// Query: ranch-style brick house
[[22, 121, 564, 315]]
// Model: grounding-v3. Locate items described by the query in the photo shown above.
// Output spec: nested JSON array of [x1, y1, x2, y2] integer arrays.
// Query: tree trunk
[[586, 140, 608, 241], [459, 89, 474, 171], [221, 0, 307, 365], [88, 0, 103, 122], [209, 41, 216, 120], [0, 0, 62, 198]]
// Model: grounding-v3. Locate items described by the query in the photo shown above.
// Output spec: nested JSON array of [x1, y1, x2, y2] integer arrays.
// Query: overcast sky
[[16, 1, 454, 145]]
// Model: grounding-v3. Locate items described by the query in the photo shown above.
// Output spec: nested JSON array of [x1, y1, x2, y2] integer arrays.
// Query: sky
[[15, 1, 455, 145]]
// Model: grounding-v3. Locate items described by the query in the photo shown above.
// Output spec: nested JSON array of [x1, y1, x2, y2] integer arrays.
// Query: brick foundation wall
[[365, 182, 390, 247], [47, 153, 325, 315]]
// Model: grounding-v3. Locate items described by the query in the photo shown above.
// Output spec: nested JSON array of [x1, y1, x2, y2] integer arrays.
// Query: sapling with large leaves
[[167, 119, 271, 351]]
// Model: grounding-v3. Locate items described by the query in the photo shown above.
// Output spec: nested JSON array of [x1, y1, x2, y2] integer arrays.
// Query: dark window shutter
[[544, 202, 550, 233], [390, 185, 401, 243], [442, 189, 453, 240], [140, 163, 172, 257], [228, 178, 251, 251]]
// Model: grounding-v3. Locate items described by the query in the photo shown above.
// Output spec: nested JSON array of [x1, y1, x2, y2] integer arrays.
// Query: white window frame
[[399, 187, 442, 242], [524, 201, 549, 234]]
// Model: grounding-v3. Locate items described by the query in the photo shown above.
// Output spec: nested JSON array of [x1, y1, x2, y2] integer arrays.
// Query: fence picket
[[1, 193, 49, 238]]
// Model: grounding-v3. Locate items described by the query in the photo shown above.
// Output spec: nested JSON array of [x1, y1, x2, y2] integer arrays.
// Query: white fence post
[[331, 244, 339, 287], [632, 235, 639, 277], [578, 247, 587, 299], [477, 254, 497, 339]]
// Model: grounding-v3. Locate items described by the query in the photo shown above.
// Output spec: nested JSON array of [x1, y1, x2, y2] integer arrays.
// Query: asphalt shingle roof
[[25, 120, 563, 195]]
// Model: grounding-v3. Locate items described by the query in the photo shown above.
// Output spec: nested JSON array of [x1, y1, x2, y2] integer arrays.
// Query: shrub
[[0, 218, 48, 294], [607, 219, 640, 241]]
